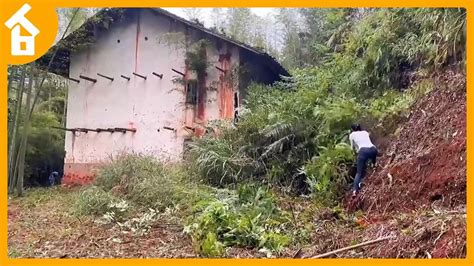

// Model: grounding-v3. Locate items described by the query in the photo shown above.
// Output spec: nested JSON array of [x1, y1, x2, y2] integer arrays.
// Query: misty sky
[[163, 8, 275, 27]]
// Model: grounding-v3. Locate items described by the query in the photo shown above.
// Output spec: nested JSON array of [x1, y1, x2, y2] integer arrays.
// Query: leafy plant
[[93, 154, 202, 210], [73, 185, 121, 216], [302, 143, 354, 202], [184, 185, 291, 257]]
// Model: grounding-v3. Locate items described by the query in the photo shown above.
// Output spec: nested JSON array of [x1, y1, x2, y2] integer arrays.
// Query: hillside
[[328, 69, 467, 258], [358, 69, 466, 214]]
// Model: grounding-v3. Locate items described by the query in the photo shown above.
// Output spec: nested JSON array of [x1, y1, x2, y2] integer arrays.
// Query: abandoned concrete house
[[37, 8, 289, 183]]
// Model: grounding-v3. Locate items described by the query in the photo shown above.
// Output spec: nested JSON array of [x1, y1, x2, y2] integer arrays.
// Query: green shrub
[[303, 142, 354, 203], [184, 184, 291, 257], [93, 154, 201, 211], [73, 185, 121, 216], [94, 154, 163, 191], [187, 137, 257, 186]]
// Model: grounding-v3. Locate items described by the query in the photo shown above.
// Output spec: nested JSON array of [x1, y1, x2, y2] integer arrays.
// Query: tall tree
[[209, 8, 226, 32], [8, 66, 25, 193], [13, 69, 35, 196], [225, 8, 253, 43], [182, 8, 204, 24], [276, 9, 305, 69], [299, 8, 353, 63], [9, 8, 80, 195], [55, 8, 95, 42]]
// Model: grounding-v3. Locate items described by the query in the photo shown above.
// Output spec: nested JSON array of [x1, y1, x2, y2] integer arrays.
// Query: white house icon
[[4, 3, 40, 56]]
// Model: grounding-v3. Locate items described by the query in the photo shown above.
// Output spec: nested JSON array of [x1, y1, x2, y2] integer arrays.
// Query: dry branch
[[306, 236, 395, 258]]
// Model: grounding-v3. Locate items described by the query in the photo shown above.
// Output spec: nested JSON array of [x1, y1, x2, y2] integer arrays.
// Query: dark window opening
[[233, 92, 239, 108], [144, 36, 148, 41], [186, 79, 198, 104], [117, 39, 121, 43], [233, 92, 239, 123]]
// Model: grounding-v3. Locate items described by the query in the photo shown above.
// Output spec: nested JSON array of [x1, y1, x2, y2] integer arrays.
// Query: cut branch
[[305, 236, 395, 258]]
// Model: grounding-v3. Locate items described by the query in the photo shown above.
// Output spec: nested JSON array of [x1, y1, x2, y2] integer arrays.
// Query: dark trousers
[[353, 146, 378, 192]]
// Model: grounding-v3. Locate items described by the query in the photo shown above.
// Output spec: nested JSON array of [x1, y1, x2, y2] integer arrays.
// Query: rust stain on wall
[[219, 52, 234, 119], [197, 77, 206, 121], [134, 10, 141, 72]]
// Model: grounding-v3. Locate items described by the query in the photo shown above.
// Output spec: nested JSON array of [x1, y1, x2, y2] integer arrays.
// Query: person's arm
[[349, 134, 355, 152]]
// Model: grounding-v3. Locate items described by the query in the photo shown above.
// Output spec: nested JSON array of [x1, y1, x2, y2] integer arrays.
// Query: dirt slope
[[326, 69, 467, 258], [356, 69, 466, 214]]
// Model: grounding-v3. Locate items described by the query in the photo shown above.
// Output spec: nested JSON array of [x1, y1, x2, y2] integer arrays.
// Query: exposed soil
[[357, 70, 466, 214], [336, 69, 466, 258]]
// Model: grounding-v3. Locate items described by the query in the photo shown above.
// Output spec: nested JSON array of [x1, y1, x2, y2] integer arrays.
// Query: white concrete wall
[[65, 9, 240, 170]]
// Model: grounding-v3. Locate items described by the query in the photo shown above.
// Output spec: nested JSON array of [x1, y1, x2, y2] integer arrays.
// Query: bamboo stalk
[[8, 66, 26, 193], [12, 9, 81, 196], [51, 126, 76, 132], [14, 69, 35, 196], [306, 236, 395, 258]]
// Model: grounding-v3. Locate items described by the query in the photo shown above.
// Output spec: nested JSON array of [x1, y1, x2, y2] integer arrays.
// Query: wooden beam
[[114, 127, 137, 133], [163, 126, 176, 132], [97, 73, 114, 81], [152, 72, 163, 79], [76, 128, 99, 132], [51, 126, 76, 132], [215, 66, 225, 73], [79, 75, 97, 83], [171, 69, 185, 76], [184, 126, 195, 132], [114, 128, 126, 133], [76, 128, 89, 133], [133, 72, 147, 80], [67, 77, 80, 83]]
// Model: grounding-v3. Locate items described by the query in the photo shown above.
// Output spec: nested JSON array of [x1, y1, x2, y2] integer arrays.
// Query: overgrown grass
[[10, 186, 79, 209], [74, 154, 206, 216], [72, 185, 122, 216]]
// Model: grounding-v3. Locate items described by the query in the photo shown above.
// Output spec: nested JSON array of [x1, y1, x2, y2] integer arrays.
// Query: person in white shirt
[[349, 124, 378, 196]]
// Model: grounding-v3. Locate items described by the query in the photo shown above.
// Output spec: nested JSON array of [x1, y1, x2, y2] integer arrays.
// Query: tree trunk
[[48, 84, 51, 112], [8, 66, 26, 194], [14, 69, 35, 196], [10, 9, 80, 196]]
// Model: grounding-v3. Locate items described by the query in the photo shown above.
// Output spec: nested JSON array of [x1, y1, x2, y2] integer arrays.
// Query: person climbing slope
[[349, 124, 378, 197]]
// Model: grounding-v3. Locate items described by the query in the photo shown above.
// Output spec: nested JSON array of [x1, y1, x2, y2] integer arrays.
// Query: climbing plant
[[186, 39, 212, 78]]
